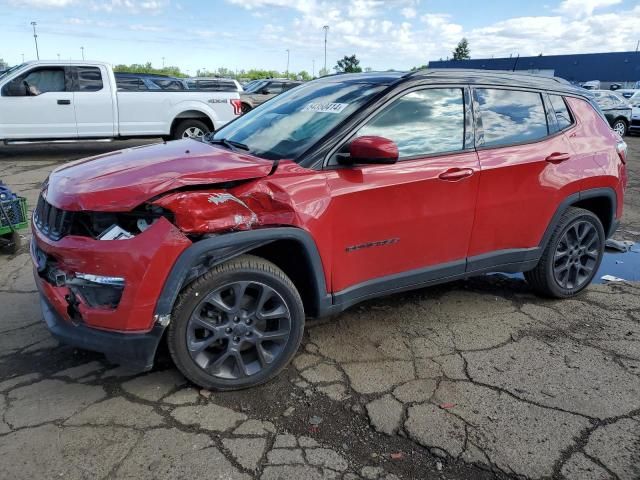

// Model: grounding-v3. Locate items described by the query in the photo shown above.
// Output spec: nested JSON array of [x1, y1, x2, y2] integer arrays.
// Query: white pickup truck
[[0, 60, 242, 143]]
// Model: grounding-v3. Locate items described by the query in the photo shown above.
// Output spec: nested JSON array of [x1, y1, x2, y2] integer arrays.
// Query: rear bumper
[[37, 276, 164, 372]]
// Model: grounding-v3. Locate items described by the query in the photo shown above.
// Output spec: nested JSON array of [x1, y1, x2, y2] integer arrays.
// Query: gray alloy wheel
[[186, 281, 292, 379], [525, 207, 605, 298], [552, 220, 600, 290], [168, 255, 305, 390], [182, 126, 205, 139], [172, 119, 211, 140], [612, 119, 627, 136]]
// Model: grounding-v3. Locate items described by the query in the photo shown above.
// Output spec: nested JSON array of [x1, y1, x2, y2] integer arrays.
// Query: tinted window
[[219, 80, 238, 91], [356, 88, 465, 158], [76, 67, 103, 91], [264, 82, 283, 94], [151, 78, 184, 90], [476, 89, 548, 147], [549, 95, 573, 130]]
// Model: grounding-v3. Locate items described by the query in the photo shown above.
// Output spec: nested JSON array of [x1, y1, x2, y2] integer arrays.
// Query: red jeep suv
[[31, 70, 628, 390]]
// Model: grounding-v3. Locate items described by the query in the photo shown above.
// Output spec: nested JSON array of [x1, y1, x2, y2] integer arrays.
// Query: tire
[[168, 254, 305, 390], [241, 103, 252, 114], [0, 232, 20, 255], [612, 118, 627, 137], [524, 207, 605, 298], [172, 119, 210, 140]]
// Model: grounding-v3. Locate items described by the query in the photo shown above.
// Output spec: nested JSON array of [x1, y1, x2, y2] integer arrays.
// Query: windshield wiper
[[204, 135, 250, 152]]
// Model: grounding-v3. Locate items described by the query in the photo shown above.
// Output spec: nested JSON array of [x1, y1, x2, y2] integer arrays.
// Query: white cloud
[[401, 7, 416, 19], [9, 0, 74, 6], [556, 0, 622, 17]]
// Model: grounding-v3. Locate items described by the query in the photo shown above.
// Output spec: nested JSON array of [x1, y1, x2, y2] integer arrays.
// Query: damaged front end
[[152, 180, 299, 234]]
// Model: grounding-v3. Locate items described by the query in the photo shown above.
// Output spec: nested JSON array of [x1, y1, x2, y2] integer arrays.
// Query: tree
[[334, 54, 362, 73], [410, 64, 428, 71], [452, 38, 470, 60], [113, 62, 186, 78], [0, 58, 8, 70], [318, 67, 330, 77]]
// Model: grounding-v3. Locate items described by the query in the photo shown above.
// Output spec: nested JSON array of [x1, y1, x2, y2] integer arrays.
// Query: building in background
[[428, 51, 640, 88]]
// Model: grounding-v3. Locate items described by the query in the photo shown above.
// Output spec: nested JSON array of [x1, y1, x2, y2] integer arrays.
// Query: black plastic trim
[[36, 277, 163, 372], [154, 227, 331, 318]]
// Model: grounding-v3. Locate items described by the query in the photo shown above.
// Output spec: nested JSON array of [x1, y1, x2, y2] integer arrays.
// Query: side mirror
[[339, 136, 399, 165]]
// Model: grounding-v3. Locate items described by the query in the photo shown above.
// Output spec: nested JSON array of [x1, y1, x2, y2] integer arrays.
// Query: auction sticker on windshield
[[301, 102, 348, 113]]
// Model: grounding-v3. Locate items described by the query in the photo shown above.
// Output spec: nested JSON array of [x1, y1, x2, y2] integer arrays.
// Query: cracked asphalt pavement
[[1, 138, 639, 479]]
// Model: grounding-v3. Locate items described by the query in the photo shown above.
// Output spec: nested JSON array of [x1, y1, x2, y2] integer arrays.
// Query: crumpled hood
[[44, 139, 274, 211]]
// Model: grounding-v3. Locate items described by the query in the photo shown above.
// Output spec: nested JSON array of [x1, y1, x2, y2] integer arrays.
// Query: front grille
[[33, 194, 73, 241]]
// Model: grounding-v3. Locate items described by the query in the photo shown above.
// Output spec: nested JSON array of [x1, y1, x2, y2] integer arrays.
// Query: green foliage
[[334, 55, 362, 73], [410, 64, 428, 71], [452, 38, 470, 60], [113, 62, 186, 78], [318, 67, 330, 77], [0, 58, 9, 70]]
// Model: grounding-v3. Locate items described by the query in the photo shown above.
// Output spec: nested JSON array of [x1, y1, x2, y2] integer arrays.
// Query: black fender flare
[[153, 227, 331, 320], [539, 187, 618, 249]]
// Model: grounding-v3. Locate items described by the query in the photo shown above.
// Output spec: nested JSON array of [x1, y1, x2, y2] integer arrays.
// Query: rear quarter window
[[476, 89, 548, 147], [549, 95, 574, 130]]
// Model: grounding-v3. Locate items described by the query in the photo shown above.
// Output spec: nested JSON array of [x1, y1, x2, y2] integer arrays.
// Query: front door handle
[[438, 168, 474, 181], [57, 99, 71, 105], [545, 152, 570, 163]]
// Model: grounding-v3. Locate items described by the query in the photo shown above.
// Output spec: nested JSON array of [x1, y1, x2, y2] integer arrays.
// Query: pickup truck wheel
[[173, 119, 210, 140], [612, 119, 627, 136], [524, 207, 604, 298], [168, 254, 305, 391]]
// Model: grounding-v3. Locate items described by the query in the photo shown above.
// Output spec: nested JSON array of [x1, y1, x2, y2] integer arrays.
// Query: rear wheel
[[168, 255, 305, 390], [173, 119, 210, 140], [612, 119, 627, 136], [525, 207, 604, 298]]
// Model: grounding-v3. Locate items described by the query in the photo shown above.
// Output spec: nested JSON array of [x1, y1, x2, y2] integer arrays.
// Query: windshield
[[213, 80, 386, 161], [630, 91, 640, 103], [244, 80, 268, 93], [0, 63, 24, 81]]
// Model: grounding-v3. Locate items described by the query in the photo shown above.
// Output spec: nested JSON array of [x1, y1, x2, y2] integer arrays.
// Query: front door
[[0, 65, 76, 139], [325, 87, 480, 295]]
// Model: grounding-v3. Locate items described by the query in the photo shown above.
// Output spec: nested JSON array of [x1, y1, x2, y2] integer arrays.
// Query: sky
[[0, 0, 638, 75]]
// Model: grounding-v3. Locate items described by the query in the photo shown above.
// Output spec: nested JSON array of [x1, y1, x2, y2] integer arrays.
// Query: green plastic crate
[[0, 197, 28, 235]]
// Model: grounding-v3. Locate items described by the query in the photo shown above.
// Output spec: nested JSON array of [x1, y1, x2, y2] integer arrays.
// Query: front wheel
[[612, 119, 627, 137], [168, 255, 305, 390], [525, 207, 605, 298]]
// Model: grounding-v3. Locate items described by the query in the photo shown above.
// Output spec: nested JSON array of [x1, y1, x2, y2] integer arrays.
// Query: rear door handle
[[438, 168, 474, 181], [545, 152, 570, 163], [57, 99, 71, 105]]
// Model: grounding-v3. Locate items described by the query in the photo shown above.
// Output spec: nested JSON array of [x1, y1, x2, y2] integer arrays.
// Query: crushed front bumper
[[37, 277, 164, 371]]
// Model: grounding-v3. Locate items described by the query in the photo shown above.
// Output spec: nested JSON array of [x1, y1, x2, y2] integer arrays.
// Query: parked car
[[582, 80, 600, 90], [590, 90, 632, 136], [629, 91, 640, 134], [616, 89, 638, 99], [31, 70, 627, 390], [240, 79, 302, 113], [0, 60, 242, 142], [115, 72, 188, 91], [185, 77, 243, 92]]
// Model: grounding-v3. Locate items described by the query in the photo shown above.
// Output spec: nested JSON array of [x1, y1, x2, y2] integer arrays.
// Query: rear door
[[72, 65, 116, 137], [468, 87, 578, 268], [0, 65, 76, 139]]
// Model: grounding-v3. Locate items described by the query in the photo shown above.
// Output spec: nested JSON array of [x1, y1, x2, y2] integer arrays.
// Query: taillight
[[616, 140, 627, 164], [230, 99, 242, 116]]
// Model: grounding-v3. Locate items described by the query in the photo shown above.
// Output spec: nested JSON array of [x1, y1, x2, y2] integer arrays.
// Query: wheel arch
[[540, 187, 617, 250], [170, 110, 215, 136], [154, 227, 331, 323]]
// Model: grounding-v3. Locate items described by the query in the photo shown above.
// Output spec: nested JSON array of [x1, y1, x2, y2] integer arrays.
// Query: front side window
[[356, 88, 465, 158], [76, 66, 103, 92], [549, 95, 573, 130], [2, 67, 67, 96], [476, 89, 548, 147], [213, 80, 385, 161]]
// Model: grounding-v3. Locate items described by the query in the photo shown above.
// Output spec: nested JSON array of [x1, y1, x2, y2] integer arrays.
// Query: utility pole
[[322, 25, 329, 74], [285, 49, 290, 77], [30, 22, 39, 60], [81, 46, 84, 60]]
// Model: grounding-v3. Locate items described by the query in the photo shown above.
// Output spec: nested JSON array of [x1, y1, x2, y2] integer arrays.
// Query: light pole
[[312, 59, 315, 78], [57, 53, 60, 60], [21, 53, 25, 63], [322, 25, 329, 74], [285, 49, 290, 77], [162, 56, 165, 68], [31, 21, 39, 60], [81, 46, 84, 60]]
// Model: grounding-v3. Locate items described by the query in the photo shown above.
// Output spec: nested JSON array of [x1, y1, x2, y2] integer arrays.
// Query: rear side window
[[476, 89, 548, 147], [76, 67, 103, 91], [549, 95, 573, 130], [116, 77, 147, 91], [357, 88, 465, 158]]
